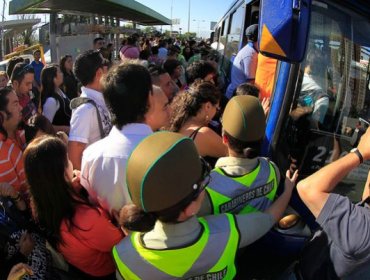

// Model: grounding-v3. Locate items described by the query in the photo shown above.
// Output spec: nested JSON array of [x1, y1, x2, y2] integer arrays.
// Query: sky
[[0, 0, 235, 37], [134, 0, 235, 36]]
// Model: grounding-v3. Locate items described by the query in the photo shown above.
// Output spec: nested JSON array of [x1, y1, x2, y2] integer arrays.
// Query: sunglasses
[[191, 157, 211, 199]]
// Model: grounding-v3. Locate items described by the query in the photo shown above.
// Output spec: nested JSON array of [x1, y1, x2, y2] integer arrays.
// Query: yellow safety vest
[[206, 158, 278, 214], [113, 214, 240, 280]]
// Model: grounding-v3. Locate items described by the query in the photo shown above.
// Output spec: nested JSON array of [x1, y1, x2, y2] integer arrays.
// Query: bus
[[212, 0, 370, 277]]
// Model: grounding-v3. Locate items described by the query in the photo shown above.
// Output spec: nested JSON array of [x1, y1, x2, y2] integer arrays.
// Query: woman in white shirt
[[41, 65, 71, 134]]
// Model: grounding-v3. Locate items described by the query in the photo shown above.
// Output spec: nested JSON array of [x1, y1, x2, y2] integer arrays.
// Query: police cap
[[222, 95, 265, 142], [126, 131, 203, 213]]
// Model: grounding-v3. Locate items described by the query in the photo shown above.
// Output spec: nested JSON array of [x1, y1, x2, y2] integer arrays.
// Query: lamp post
[[170, 0, 173, 37], [187, 0, 191, 33]]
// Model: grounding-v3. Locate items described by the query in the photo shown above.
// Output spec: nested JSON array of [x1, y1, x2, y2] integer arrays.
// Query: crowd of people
[[0, 28, 369, 280]]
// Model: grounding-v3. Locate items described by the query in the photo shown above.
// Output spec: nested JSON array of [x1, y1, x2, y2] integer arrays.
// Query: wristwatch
[[351, 148, 364, 164]]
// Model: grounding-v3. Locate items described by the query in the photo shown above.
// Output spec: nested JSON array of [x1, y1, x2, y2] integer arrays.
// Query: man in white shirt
[[81, 63, 170, 213], [68, 50, 111, 170]]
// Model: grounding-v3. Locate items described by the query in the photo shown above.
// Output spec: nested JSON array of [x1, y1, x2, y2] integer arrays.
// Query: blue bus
[[212, 0, 370, 277]]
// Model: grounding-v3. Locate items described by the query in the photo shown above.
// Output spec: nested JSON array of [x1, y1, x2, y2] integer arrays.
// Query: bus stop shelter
[[9, 0, 171, 61]]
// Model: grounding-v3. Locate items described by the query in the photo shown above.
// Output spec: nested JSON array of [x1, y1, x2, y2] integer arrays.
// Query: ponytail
[[119, 204, 156, 232]]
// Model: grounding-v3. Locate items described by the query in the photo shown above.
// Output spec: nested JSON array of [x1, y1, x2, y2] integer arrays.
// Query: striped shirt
[[0, 131, 26, 192]]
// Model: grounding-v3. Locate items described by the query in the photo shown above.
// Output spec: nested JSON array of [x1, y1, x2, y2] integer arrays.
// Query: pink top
[[59, 205, 124, 277]]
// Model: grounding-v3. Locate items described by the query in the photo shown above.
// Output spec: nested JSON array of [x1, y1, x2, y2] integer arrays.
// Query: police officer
[[199, 95, 280, 215], [112, 131, 297, 280]]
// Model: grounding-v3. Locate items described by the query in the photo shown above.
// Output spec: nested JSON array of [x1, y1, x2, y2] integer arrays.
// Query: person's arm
[[237, 169, 298, 248], [68, 141, 86, 170], [52, 125, 70, 134], [363, 170, 370, 201], [297, 126, 370, 218], [0, 183, 26, 211], [264, 170, 298, 222], [68, 105, 94, 169], [8, 147, 27, 193], [7, 263, 33, 280], [195, 127, 227, 158], [42, 97, 59, 122]]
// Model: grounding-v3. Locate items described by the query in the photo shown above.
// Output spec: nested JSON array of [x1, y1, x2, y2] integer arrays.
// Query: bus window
[[220, 4, 246, 84], [275, 2, 370, 202]]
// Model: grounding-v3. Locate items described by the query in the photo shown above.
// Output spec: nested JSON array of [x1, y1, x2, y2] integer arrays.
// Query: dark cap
[[222, 95, 265, 142], [245, 24, 259, 42], [126, 131, 203, 213]]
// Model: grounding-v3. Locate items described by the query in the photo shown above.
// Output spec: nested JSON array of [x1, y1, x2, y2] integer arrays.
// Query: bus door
[[217, 1, 259, 88], [271, 0, 370, 202]]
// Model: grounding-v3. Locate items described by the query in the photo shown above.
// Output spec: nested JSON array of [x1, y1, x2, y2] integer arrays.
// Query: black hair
[[59, 54, 72, 74], [169, 80, 221, 132], [102, 63, 152, 129], [10, 62, 35, 84], [148, 65, 167, 85], [119, 190, 201, 232], [73, 50, 103, 86], [163, 59, 181, 77], [93, 37, 104, 45], [223, 130, 261, 158], [25, 114, 56, 143], [7, 57, 24, 78], [0, 86, 13, 139], [305, 50, 324, 75], [41, 64, 59, 106], [182, 46, 194, 62], [151, 46, 159, 55], [186, 60, 217, 85], [139, 49, 150, 60], [236, 83, 260, 98], [24, 136, 96, 248]]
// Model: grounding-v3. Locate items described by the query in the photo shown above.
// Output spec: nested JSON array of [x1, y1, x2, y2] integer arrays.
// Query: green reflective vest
[[113, 214, 240, 280], [206, 158, 278, 215]]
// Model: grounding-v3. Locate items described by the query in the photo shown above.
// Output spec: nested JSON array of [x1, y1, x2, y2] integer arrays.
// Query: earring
[[205, 115, 209, 123]]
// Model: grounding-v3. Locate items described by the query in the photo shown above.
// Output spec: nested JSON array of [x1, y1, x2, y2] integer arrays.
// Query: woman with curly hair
[[169, 80, 227, 166]]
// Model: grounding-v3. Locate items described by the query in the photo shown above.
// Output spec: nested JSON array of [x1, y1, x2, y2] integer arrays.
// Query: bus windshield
[[276, 0, 370, 202]]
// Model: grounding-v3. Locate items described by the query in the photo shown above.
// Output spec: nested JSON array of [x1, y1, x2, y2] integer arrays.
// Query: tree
[[15, 14, 39, 46], [142, 26, 156, 34]]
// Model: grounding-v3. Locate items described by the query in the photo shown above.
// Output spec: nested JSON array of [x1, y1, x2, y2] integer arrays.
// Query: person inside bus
[[24, 136, 124, 279], [291, 50, 329, 128], [294, 127, 370, 279], [225, 24, 259, 99], [169, 80, 227, 167], [112, 131, 297, 280], [41, 65, 71, 134], [198, 95, 284, 216]]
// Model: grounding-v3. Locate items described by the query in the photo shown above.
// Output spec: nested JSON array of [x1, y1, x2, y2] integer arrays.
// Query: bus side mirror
[[258, 0, 312, 63]]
